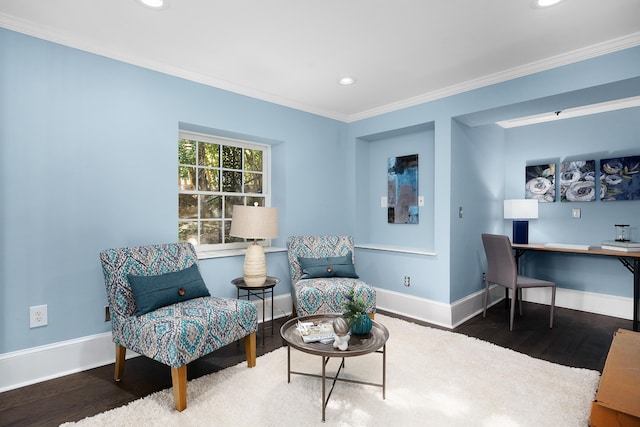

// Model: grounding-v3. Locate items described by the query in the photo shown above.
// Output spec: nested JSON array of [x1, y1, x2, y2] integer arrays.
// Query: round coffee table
[[280, 313, 389, 422]]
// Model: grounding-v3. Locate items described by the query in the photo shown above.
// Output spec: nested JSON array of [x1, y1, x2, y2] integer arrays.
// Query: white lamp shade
[[229, 205, 278, 240], [503, 199, 538, 219]]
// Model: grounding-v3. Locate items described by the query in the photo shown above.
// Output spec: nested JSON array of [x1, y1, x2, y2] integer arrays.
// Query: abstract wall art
[[388, 154, 418, 224], [600, 155, 640, 201], [560, 160, 596, 202], [525, 163, 556, 202]]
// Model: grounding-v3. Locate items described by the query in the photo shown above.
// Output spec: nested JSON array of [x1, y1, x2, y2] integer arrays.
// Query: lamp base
[[512, 220, 529, 244], [243, 244, 267, 286]]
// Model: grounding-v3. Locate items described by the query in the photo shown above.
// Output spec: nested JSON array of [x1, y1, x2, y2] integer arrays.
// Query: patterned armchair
[[287, 236, 376, 317], [99, 243, 257, 411]]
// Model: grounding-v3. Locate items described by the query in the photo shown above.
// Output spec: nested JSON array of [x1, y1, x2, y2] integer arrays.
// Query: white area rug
[[61, 315, 599, 427]]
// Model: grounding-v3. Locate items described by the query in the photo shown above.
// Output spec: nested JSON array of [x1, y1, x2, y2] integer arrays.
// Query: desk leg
[[634, 259, 639, 332]]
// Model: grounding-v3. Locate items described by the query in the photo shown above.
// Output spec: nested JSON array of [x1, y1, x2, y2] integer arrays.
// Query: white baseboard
[[0, 294, 294, 393], [0, 288, 631, 393]]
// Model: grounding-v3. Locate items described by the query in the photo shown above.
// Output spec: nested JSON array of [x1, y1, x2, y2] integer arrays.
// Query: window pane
[[201, 195, 222, 218], [225, 195, 244, 218], [178, 139, 196, 165], [246, 196, 264, 207], [178, 194, 198, 219], [198, 142, 219, 167], [198, 168, 220, 191], [200, 221, 222, 244], [178, 221, 198, 244], [244, 172, 263, 194], [179, 166, 196, 190], [244, 148, 263, 171], [224, 220, 244, 243], [222, 170, 242, 192], [222, 145, 242, 169]]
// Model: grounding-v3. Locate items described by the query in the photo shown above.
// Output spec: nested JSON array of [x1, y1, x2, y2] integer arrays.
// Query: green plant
[[342, 289, 367, 326]]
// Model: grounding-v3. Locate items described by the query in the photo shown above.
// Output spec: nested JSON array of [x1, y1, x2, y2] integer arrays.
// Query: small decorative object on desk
[[615, 224, 631, 242], [343, 289, 373, 335]]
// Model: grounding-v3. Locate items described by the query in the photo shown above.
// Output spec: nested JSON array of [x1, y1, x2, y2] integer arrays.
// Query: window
[[178, 131, 270, 250]]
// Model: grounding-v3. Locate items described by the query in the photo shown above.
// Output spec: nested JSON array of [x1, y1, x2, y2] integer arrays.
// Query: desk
[[512, 243, 640, 331]]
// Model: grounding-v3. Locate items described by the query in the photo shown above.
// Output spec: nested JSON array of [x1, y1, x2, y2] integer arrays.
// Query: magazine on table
[[297, 320, 335, 343]]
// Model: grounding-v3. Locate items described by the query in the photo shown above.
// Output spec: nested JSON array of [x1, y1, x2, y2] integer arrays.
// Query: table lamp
[[504, 199, 538, 244], [229, 203, 278, 286]]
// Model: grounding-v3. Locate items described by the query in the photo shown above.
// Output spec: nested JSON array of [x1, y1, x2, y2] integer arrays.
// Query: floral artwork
[[388, 154, 419, 223], [525, 163, 556, 202], [560, 160, 596, 202], [600, 155, 640, 201]]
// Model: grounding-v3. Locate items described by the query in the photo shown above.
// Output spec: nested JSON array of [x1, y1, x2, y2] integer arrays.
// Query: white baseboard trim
[[0, 288, 631, 393], [0, 294, 294, 393]]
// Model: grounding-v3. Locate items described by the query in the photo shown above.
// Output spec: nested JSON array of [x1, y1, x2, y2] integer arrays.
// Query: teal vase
[[350, 314, 373, 335]]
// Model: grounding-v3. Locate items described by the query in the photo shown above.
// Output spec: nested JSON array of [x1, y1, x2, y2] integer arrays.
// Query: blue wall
[[2, 26, 640, 354]]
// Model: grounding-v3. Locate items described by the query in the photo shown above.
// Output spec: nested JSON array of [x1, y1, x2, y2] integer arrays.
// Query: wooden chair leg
[[171, 365, 187, 412], [245, 332, 257, 368], [114, 344, 126, 381]]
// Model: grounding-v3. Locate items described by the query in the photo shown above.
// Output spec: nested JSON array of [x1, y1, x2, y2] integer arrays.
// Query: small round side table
[[231, 276, 279, 345]]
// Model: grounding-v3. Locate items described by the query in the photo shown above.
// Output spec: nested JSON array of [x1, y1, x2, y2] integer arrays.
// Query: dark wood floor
[[0, 302, 632, 427]]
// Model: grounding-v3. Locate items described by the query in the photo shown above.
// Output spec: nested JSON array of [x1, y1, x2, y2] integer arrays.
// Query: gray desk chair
[[481, 233, 556, 331]]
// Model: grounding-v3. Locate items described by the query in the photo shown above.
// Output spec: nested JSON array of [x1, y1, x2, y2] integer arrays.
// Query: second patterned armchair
[[286, 235, 376, 317]]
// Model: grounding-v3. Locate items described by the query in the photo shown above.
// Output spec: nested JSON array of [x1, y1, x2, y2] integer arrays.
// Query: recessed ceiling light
[[535, 0, 564, 7], [136, 0, 169, 9], [339, 76, 356, 86]]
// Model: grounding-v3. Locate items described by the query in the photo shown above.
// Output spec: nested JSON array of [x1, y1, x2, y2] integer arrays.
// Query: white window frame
[[178, 130, 272, 253]]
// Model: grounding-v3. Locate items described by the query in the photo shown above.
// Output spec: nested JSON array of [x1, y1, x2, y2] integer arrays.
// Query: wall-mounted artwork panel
[[388, 154, 418, 224], [525, 163, 556, 202], [600, 155, 640, 201], [560, 160, 596, 202]]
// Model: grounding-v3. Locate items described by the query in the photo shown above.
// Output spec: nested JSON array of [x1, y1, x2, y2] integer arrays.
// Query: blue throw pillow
[[298, 250, 359, 279], [127, 264, 210, 316]]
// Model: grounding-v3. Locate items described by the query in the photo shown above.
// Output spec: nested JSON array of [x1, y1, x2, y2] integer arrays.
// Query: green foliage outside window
[[178, 134, 267, 247]]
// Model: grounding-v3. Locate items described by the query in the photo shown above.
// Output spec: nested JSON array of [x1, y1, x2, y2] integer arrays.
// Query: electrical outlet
[[403, 276, 410, 287], [104, 306, 111, 322], [30, 305, 48, 328], [482, 272, 487, 281]]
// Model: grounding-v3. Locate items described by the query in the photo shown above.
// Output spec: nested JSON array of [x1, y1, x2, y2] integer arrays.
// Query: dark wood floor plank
[[0, 304, 631, 426]]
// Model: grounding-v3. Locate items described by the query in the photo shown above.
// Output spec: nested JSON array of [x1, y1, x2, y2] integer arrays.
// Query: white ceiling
[[1, 0, 640, 122]]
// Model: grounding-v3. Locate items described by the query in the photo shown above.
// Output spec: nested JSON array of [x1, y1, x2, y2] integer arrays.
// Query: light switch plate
[[572, 208, 581, 218], [418, 196, 424, 206], [381, 196, 387, 208]]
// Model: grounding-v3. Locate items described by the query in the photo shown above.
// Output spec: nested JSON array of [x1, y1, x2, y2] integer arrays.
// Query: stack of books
[[601, 240, 640, 252]]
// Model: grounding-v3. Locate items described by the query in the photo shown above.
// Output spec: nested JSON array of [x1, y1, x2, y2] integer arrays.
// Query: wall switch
[[418, 196, 424, 207], [30, 305, 48, 328], [572, 208, 581, 218], [381, 196, 387, 208]]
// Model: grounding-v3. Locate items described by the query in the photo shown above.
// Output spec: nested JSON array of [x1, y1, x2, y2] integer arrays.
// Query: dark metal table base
[[286, 344, 386, 422]]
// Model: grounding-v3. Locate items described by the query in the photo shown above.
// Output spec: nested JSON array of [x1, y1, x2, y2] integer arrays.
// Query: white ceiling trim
[[496, 96, 640, 128], [348, 32, 640, 123], [2, 12, 640, 124]]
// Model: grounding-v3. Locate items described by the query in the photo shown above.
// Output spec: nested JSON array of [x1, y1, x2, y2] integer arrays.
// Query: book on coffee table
[[297, 320, 335, 343]]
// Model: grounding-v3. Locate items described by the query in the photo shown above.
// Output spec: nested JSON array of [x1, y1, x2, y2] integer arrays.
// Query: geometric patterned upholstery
[[286, 236, 376, 317], [99, 243, 258, 369]]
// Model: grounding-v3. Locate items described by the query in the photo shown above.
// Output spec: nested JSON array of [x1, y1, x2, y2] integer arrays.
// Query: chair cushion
[[128, 264, 210, 316], [298, 250, 359, 279]]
